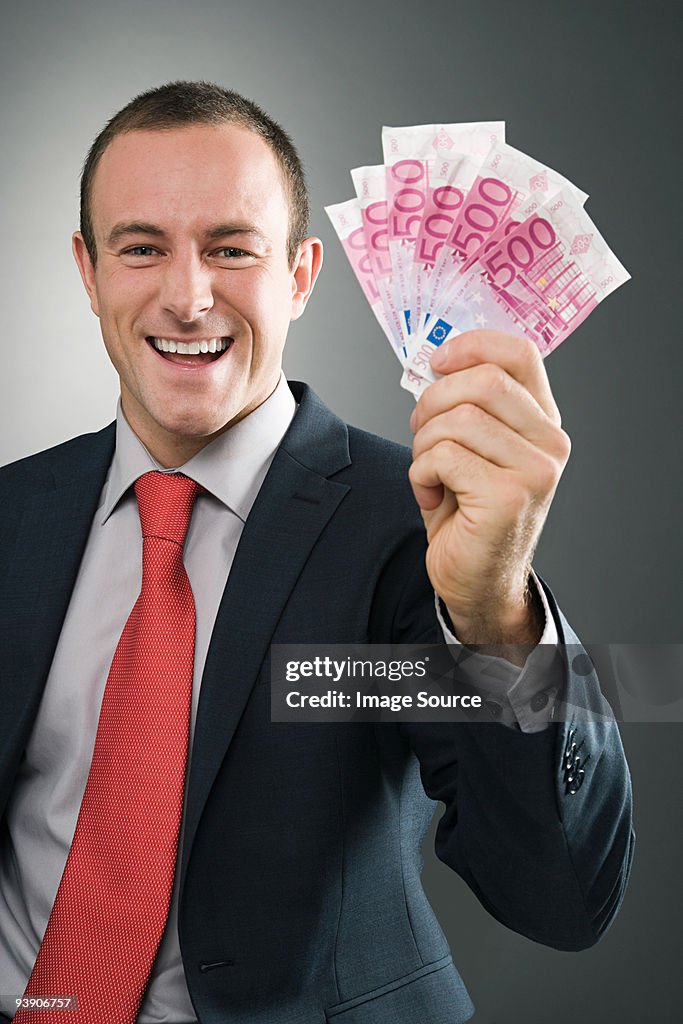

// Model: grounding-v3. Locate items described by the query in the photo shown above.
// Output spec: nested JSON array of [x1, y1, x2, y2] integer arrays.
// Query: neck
[[119, 380, 282, 468], [139, 433, 211, 469]]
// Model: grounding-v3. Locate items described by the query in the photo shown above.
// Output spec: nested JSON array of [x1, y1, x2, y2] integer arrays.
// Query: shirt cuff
[[435, 570, 561, 733]]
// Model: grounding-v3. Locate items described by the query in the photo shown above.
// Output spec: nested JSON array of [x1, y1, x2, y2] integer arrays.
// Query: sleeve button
[[531, 690, 549, 712], [483, 700, 503, 719]]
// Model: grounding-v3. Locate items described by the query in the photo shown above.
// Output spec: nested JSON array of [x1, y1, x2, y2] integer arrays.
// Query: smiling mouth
[[146, 336, 234, 366]]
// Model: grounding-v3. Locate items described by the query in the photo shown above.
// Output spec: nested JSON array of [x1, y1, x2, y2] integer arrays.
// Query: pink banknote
[[350, 164, 407, 358], [324, 197, 397, 354], [325, 121, 628, 401], [381, 122, 504, 344], [409, 151, 486, 338], [419, 141, 589, 337], [403, 187, 630, 394]]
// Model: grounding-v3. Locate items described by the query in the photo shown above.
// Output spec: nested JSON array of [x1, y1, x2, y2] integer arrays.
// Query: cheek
[[97, 271, 156, 328], [252, 310, 292, 366], [235, 280, 293, 346]]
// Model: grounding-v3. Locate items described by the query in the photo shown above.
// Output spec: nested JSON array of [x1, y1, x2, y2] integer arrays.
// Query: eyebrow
[[106, 222, 165, 247], [205, 224, 271, 249], [105, 221, 272, 250]]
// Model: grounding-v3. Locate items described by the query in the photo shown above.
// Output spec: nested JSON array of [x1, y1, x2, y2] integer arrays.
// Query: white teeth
[[152, 337, 230, 354]]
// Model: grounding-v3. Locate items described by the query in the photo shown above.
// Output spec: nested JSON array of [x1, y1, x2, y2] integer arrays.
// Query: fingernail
[[430, 340, 449, 366], [409, 408, 417, 433]]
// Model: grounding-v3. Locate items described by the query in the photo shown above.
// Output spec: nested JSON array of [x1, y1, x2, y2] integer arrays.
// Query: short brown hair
[[80, 80, 310, 268]]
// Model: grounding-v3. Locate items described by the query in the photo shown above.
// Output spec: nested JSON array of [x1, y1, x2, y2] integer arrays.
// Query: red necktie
[[17, 471, 203, 1024]]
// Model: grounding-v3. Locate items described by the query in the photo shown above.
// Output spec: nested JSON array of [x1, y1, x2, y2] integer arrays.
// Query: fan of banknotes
[[325, 122, 630, 397]]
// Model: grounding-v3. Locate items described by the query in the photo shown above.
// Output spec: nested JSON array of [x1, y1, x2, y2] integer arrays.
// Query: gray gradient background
[[1, 0, 680, 1021]]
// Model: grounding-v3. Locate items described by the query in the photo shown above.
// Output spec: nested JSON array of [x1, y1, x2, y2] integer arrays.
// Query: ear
[[290, 236, 324, 321], [72, 231, 100, 317]]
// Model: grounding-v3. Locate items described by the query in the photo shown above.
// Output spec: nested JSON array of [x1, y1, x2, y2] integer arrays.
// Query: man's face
[[73, 123, 322, 464]]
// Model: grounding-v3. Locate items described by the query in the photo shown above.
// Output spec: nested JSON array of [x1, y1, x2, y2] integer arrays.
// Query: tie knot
[[134, 471, 204, 545]]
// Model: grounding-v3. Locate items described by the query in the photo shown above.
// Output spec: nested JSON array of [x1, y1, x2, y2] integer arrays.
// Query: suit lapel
[[0, 424, 116, 802], [180, 383, 351, 878]]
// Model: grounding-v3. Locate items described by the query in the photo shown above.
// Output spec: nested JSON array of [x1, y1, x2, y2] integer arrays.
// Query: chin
[[154, 406, 229, 441]]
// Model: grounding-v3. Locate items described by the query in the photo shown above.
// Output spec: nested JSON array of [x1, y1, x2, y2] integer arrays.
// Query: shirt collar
[[100, 372, 297, 525]]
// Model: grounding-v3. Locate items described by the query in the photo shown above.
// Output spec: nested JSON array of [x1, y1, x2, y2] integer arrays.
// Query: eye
[[211, 246, 258, 266], [214, 246, 255, 259], [123, 245, 159, 257]]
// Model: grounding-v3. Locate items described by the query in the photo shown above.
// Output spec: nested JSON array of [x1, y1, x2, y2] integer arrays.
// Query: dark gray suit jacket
[[0, 381, 635, 1024]]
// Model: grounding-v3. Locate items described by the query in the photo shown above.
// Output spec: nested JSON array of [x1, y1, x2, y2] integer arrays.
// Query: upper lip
[[146, 335, 232, 342]]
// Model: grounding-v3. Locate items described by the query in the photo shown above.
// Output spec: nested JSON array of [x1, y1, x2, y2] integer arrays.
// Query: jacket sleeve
[[371, 530, 636, 952]]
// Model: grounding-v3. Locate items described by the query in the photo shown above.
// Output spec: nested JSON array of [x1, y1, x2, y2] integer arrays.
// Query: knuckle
[[411, 423, 430, 457], [499, 483, 527, 515], [478, 363, 508, 394], [531, 453, 560, 495], [519, 335, 541, 364], [414, 394, 428, 424], [547, 426, 571, 461], [464, 328, 484, 348], [558, 428, 572, 459], [434, 438, 457, 460], [453, 402, 481, 428]]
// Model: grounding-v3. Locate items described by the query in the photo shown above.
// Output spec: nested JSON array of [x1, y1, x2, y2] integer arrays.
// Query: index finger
[[424, 329, 561, 426]]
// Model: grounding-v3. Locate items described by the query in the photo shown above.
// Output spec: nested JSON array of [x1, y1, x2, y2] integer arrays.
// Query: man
[[0, 82, 634, 1024]]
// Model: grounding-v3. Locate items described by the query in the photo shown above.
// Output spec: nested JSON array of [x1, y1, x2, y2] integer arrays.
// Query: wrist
[[443, 577, 544, 663]]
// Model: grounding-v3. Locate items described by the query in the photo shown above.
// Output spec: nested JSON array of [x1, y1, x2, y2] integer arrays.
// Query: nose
[[159, 253, 214, 322]]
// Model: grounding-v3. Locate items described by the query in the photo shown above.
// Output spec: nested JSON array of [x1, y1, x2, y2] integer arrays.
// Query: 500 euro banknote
[[417, 140, 589, 338], [350, 163, 408, 358], [327, 123, 504, 372], [324, 197, 397, 354], [381, 121, 504, 345], [325, 120, 628, 403], [402, 187, 630, 396]]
